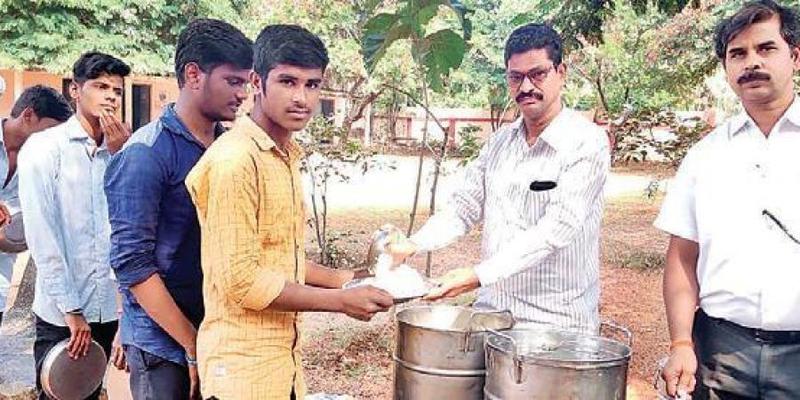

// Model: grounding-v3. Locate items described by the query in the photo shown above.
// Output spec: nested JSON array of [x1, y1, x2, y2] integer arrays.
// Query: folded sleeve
[[105, 143, 165, 289]]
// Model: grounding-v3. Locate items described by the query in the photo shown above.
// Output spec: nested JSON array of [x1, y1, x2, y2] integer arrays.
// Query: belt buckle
[[753, 329, 765, 343]]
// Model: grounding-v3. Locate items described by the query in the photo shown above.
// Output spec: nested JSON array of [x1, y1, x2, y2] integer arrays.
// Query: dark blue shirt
[[106, 104, 218, 365]]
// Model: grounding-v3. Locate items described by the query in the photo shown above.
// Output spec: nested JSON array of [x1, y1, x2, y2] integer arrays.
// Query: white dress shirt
[[18, 115, 118, 326], [655, 96, 800, 331], [412, 108, 610, 334], [0, 119, 20, 313]]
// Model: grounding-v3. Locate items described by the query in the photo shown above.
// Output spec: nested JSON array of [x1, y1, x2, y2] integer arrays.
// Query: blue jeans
[[694, 309, 800, 399], [126, 345, 190, 400]]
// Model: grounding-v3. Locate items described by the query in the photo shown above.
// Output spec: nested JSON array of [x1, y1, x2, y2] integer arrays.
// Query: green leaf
[[361, 12, 410, 73], [416, 29, 466, 92]]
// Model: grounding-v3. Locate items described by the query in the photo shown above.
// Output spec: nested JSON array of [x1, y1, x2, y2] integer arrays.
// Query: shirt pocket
[[513, 162, 561, 227]]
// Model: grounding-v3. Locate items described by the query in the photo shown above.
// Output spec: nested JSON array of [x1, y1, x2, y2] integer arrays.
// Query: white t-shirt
[[655, 97, 800, 330]]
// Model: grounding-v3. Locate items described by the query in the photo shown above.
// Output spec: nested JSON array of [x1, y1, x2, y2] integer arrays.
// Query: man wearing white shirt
[[0, 85, 72, 325], [388, 23, 609, 334], [19, 52, 132, 400], [657, 1, 800, 398]]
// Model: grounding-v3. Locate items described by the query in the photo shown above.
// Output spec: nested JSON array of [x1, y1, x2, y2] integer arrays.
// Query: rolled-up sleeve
[[474, 141, 610, 285], [186, 153, 285, 311], [105, 144, 165, 289], [18, 136, 80, 313]]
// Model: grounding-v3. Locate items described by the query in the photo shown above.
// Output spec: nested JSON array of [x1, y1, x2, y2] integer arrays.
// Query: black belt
[[699, 309, 800, 345]]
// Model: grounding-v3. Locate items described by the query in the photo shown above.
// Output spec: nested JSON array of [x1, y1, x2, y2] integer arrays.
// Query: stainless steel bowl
[[343, 277, 437, 304], [40, 338, 107, 400]]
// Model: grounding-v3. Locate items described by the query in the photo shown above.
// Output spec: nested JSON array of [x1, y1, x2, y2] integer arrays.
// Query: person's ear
[[21, 107, 39, 126], [250, 71, 264, 95], [184, 62, 203, 90], [68, 81, 80, 103]]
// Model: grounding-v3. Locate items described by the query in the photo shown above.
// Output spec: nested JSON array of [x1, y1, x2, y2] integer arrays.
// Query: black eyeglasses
[[506, 65, 555, 90], [763, 209, 800, 246]]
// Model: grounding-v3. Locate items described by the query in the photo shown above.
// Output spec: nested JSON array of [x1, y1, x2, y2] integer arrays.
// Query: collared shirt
[[105, 104, 216, 365], [0, 119, 19, 311], [186, 115, 307, 400], [655, 96, 800, 331], [18, 115, 117, 326], [412, 108, 609, 334]]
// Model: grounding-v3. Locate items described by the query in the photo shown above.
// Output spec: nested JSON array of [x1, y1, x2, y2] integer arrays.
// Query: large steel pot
[[484, 323, 632, 400], [393, 305, 515, 400]]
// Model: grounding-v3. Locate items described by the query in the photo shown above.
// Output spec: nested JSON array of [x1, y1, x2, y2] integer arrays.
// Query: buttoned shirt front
[[655, 96, 800, 330], [186, 115, 307, 400], [412, 108, 610, 334], [18, 115, 117, 326]]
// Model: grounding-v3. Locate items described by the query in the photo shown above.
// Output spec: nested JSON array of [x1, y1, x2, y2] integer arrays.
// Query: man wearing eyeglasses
[[387, 23, 610, 334], [657, 1, 800, 398]]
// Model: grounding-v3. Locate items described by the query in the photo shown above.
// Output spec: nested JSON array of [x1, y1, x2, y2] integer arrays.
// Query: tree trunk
[[425, 123, 451, 277], [406, 75, 429, 237], [342, 88, 383, 138]]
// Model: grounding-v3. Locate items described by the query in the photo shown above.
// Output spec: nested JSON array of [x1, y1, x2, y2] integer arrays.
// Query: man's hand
[[662, 346, 697, 398], [64, 313, 92, 359], [100, 110, 131, 155], [0, 203, 11, 228], [385, 234, 417, 265], [424, 267, 480, 301], [188, 362, 201, 400], [110, 327, 127, 371], [337, 286, 394, 321]]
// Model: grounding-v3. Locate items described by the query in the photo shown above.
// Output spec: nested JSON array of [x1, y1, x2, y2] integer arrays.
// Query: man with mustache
[[387, 23, 610, 334], [657, 1, 800, 398], [105, 19, 253, 400], [19, 51, 131, 400], [186, 24, 393, 400]]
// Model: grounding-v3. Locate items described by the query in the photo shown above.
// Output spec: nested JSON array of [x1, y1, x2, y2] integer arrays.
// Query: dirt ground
[[301, 194, 670, 399]]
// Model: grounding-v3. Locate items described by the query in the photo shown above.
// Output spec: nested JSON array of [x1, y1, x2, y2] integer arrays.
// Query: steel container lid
[[486, 328, 632, 368]]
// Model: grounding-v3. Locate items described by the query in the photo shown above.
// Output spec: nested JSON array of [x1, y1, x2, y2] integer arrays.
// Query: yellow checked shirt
[[186, 115, 307, 400]]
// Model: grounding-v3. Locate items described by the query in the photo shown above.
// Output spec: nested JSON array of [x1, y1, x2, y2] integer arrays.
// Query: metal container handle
[[485, 328, 524, 384], [462, 309, 515, 352], [600, 320, 633, 347]]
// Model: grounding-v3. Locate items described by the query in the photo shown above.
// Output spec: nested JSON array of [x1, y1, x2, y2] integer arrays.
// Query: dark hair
[[714, 0, 800, 61], [253, 24, 329, 83], [504, 23, 563, 67], [174, 18, 254, 88], [72, 52, 131, 84], [10, 85, 72, 122]]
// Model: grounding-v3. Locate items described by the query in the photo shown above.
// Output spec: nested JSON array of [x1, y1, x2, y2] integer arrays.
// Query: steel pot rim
[[396, 305, 515, 334], [485, 328, 633, 367]]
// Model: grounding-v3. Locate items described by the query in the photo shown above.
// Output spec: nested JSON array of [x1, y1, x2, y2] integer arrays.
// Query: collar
[[518, 107, 570, 151], [728, 95, 800, 138], [160, 103, 225, 146], [784, 95, 800, 128], [236, 115, 304, 159], [66, 115, 92, 141]]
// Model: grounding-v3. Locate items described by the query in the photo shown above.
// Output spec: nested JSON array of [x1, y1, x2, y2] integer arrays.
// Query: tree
[[362, 0, 472, 275], [0, 0, 253, 74]]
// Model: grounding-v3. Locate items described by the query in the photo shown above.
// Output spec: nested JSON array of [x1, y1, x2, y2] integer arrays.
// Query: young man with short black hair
[[0, 85, 71, 325], [186, 24, 393, 400], [105, 18, 253, 400], [19, 52, 131, 400], [659, 1, 800, 398]]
